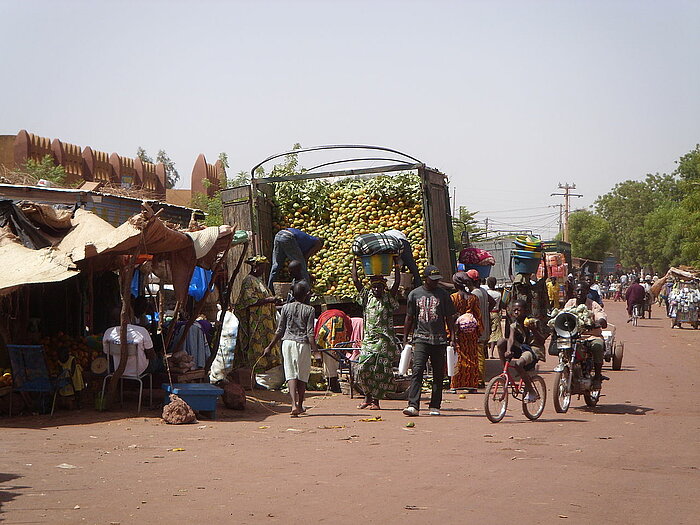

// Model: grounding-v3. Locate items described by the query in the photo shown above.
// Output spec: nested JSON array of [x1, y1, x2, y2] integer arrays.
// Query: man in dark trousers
[[403, 266, 457, 417], [268, 228, 324, 290], [625, 276, 646, 322]]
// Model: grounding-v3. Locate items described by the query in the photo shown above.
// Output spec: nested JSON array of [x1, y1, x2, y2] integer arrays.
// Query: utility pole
[[551, 183, 582, 243], [549, 204, 564, 236], [484, 217, 489, 237]]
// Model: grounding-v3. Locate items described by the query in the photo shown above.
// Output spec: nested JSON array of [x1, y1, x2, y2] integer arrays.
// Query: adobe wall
[[0, 130, 224, 203]]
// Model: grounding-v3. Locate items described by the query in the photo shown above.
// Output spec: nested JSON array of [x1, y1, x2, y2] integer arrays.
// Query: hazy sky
[[2, 0, 699, 239]]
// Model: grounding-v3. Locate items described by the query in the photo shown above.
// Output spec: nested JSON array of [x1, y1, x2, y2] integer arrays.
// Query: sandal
[[357, 402, 372, 409], [368, 403, 381, 410]]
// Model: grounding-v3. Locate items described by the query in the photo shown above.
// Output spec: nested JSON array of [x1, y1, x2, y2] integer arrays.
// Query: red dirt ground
[[1, 301, 699, 524]]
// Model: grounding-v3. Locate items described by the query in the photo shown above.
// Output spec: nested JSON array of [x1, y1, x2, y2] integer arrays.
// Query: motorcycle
[[550, 311, 603, 412]]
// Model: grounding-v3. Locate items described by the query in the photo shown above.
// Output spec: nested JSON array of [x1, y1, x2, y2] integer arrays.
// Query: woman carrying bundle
[[351, 257, 401, 410], [449, 272, 484, 393]]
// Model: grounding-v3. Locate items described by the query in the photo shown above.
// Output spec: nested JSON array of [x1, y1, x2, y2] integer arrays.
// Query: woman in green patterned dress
[[234, 256, 282, 370], [351, 258, 401, 410]]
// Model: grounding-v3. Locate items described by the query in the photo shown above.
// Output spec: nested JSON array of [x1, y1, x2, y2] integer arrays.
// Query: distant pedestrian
[[467, 269, 492, 386], [485, 276, 503, 359]]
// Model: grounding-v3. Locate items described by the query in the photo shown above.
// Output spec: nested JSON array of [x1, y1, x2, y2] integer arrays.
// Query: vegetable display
[[548, 305, 595, 330], [272, 173, 428, 298]]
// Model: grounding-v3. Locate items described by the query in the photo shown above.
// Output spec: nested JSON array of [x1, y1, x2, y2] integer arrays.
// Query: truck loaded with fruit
[[222, 145, 456, 306]]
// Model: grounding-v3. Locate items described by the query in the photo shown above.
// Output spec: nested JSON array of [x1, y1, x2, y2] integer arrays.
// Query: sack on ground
[[222, 381, 247, 410], [255, 365, 285, 390], [162, 394, 197, 424]]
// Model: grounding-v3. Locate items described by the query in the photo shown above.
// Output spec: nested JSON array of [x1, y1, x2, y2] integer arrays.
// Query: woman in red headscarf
[[449, 272, 484, 391]]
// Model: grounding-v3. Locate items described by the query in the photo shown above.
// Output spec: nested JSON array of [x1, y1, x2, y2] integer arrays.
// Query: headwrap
[[466, 269, 480, 281]]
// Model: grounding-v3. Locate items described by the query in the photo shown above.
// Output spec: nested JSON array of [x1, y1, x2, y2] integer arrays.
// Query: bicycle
[[631, 303, 642, 326], [484, 360, 547, 423]]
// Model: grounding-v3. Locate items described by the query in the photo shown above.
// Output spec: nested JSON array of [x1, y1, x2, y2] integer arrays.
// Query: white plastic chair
[[100, 342, 153, 413]]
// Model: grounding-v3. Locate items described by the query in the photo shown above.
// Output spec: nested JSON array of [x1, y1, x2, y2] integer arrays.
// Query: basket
[[464, 264, 492, 278], [273, 282, 292, 298], [512, 249, 543, 259], [514, 242, 541, 252], [513, 256, 541, 274], [360, 254, 393, 276]]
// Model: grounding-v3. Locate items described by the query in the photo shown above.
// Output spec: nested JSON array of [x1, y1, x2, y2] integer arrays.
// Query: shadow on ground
[[0, 473, 28, 517]]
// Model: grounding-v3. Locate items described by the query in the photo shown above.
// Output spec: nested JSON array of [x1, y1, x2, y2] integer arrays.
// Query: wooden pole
[[106, 251, 138, 408]]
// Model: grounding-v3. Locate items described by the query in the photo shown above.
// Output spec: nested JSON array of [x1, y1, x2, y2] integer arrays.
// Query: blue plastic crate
[[163, 383, 223, 415]]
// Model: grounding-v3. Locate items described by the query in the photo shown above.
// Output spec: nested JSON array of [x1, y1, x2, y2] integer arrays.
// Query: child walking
[[264, 282, 317, 417]]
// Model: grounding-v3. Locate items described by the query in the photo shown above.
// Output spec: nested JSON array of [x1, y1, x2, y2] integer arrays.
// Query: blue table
[[163, 383, 224, 419]]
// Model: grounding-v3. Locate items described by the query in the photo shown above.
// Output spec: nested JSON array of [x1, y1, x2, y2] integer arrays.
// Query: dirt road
[[2, 302, 699, 524]]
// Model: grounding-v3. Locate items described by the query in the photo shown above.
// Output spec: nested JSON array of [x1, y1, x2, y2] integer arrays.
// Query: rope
[[244, 354, 334, 415]]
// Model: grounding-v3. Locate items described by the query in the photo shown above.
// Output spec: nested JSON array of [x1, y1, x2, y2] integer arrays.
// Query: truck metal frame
[[221, 145, 455, 301]]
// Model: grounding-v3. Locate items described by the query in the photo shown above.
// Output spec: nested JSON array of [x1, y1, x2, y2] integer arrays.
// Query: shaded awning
[[0, 231, 78, 295]]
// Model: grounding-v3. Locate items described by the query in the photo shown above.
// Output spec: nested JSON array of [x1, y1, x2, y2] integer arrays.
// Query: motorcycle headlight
[[556, 338, 572, 350]]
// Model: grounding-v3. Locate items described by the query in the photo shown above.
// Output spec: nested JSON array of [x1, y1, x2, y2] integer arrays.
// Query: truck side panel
[[421, 167, 456, 280]]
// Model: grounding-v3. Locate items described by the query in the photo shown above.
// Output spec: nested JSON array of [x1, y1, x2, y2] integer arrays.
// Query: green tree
[[452, 206, 486, 246], [136, 147, 179, 188], [567, 209, 612, 261], [156, 150, 179, 189], [594, 174, 681, 267], [23, 155, 68, 185], [674, 144, 700, 265], [136, 147, 153, 164]]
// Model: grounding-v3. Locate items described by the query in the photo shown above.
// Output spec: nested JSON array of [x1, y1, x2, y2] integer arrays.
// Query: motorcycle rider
[[563, 282, 608, 390]]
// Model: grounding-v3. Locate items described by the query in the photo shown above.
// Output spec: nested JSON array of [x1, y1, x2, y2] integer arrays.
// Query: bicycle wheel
[[552, 369, 571, 413], [484, 375, 508, 423], [522, 375, 547, 421]]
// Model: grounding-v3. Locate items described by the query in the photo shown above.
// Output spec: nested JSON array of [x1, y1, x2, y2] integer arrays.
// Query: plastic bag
[[255, 365, 285, 390], [446, 345, 457, 376], [398, 344, 413, 376], [188, 266, 213, 302]]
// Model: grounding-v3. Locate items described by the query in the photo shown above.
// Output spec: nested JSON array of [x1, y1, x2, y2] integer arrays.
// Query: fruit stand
[[221, 145, 456, 305]]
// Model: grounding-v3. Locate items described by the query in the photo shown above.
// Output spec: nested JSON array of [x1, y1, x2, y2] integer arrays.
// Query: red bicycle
[[484, 360, 547, 423]]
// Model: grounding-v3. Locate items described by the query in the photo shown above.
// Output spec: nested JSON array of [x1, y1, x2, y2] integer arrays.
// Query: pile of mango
[[272, 173, 428, 298], [40, 332, 102, 375]]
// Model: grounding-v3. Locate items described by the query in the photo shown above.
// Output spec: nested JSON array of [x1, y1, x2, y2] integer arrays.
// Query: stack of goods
[[537, 252, 568, 279], [352, 233, 402, 276], [548, 304, 595, 331], [669, 285, 700, 315], [458, 247, 495, 277], [272, 173, 427, 298], [41, 333, 101, 376], [167, 350, 196, 374], [512, 236, 544, 275]]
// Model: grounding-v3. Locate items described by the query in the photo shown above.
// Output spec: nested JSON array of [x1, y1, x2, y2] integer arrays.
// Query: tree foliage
[[588, 145, 700, 271], [567, 209, 612, 261], [136, 147, 179, 188], [452, 206, 486, 247], [23, 155, 68, 185]]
